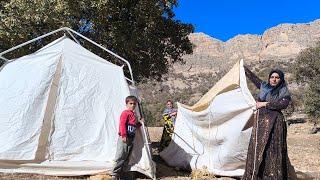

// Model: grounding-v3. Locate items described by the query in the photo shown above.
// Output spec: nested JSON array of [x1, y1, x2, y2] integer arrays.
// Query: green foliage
[[304, 82, 320, 123], [0, 0, 194, 80], [294, 44, 320, 84], [294, 43, 320, 124]]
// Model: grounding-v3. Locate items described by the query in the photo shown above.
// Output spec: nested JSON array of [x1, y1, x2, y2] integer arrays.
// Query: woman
[[159, 100, 177, 151], [242, 66, 296, 180], [162, 100, 178, 123]]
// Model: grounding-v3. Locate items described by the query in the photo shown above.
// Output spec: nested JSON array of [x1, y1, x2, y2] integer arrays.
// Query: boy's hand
[[122, 137, 127, 143], [139, 118, 145, 123]]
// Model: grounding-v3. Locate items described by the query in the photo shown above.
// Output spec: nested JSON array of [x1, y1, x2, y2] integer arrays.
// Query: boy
[[111, 95, 143, 179]]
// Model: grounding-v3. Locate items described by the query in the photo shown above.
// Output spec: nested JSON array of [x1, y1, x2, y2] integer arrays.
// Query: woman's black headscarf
[[259, 69, 291, 102]]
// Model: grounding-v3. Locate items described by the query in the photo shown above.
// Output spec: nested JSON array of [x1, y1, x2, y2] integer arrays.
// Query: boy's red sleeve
[[119, 111, 128, 138]]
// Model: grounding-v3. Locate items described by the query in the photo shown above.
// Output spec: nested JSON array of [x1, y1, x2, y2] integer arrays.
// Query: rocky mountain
[[139, 19, 320, 125], [174, 19, 320, 76]]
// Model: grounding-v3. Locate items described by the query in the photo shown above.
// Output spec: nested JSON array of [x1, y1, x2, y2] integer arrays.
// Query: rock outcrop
[[174, 19, 320, 76]]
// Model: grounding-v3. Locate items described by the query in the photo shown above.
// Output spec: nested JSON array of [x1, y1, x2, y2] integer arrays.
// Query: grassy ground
[[0, 118, 319, 180]]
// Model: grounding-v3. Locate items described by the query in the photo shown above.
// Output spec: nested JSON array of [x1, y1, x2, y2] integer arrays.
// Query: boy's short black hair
[[125, 95, 138, 104]]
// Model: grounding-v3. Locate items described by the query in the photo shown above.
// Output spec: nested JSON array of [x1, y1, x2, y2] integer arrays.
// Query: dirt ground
[[286, 121, 320, 179], [0, 118, 319, 180]]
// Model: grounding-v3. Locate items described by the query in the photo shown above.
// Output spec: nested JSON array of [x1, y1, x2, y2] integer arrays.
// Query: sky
[[173, 0, 320, 41]]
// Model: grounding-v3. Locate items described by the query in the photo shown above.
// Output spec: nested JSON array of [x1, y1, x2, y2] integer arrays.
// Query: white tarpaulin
[[160, 60, 256, 177], [0, 37, 155, 178]]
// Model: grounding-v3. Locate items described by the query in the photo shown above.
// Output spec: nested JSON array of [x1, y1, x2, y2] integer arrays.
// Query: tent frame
[[0, 27, 135, 85], [0, 27, 156, 179]]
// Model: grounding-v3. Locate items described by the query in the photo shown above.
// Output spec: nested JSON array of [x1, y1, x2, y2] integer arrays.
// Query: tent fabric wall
[[160, 60, 256, 177], [0, 37, 155, 178], [49, 40, 130, 161], [0, 52, 60, 160]]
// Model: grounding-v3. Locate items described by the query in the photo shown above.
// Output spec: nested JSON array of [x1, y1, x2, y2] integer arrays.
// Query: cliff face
[[138, 20, 320, 119], [174, 19, 320, 76]]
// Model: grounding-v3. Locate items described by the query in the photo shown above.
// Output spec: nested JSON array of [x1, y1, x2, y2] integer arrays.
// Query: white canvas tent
[[160, 60, 256, 177], [0, 28, 155, 179]]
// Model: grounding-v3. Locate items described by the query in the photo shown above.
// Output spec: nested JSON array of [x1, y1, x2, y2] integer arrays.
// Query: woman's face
[[269, 72, 281, 87], [166, 101, 173, 108]]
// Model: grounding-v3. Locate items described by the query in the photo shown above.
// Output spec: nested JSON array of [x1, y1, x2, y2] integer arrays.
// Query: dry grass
[[191, 168, 216, 180], [88, 174, 111, 180]]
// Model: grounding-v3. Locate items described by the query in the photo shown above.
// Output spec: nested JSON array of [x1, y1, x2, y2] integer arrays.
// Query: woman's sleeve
[[266, 97, 291, 110], [163, 109, 169, 115], [244, 66, 263, 89]]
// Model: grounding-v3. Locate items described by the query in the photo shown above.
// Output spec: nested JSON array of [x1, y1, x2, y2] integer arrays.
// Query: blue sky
[[173, 0, 320, 41]]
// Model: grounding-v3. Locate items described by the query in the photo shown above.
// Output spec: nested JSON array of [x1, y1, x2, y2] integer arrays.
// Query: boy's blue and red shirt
[[118, 109, 141, 138]]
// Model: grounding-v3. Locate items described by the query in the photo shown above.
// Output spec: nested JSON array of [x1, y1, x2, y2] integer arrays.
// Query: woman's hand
[[256, 101, 268, 109], [170, 112, 177, 116]]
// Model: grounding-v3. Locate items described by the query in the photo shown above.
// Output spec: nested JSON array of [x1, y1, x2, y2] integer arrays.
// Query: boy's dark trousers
[[112, 136, 134, 175]]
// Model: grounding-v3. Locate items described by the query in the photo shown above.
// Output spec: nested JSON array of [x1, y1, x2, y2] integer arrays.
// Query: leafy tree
[[0, 0, 194, 80], [294, 43, 320, 125], [304, 82, 320, 124]]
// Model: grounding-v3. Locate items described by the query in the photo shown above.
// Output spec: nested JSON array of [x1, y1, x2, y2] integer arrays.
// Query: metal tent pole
[[0, 27, 66, 57], [0, 56, 9, 62], [138, 101, 156, 180], [64, 29, 80, 44], [0, 27, 135, 85]]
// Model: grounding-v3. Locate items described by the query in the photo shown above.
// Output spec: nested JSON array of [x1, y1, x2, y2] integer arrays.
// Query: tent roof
[[34, 36, 118, 67], [0, 27, 135, 84]]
